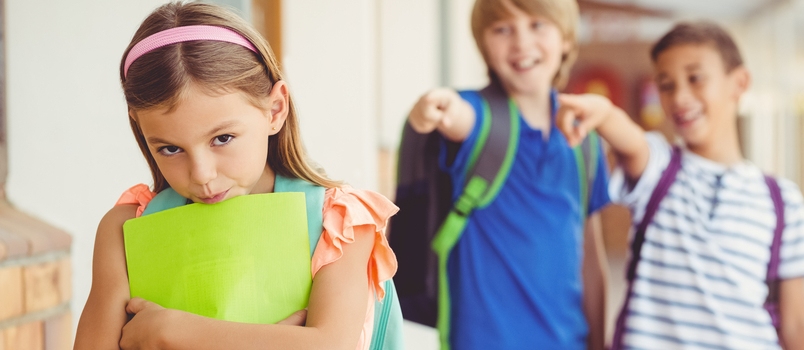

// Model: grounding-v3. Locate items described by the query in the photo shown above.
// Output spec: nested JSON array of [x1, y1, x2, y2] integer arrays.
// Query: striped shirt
[[610, 133, 804, 350]]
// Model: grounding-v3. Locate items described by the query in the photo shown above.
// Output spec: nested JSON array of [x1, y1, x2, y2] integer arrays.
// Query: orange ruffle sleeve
[[311, 186, 400, 300], [115, 183, 156, 217]]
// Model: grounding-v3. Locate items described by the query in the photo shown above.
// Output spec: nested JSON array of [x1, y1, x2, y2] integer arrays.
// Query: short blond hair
[[471, 0, 579, 88]]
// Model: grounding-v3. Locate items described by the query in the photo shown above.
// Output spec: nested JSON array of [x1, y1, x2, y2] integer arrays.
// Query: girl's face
[[135, 83, 288, 204], [482, 0, 570, 96]]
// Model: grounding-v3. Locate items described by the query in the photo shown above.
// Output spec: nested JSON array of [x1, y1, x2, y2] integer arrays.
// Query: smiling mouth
[[198, 189, 229, 204], [513, 57, 540, 71], [673, 111, 702, 128]]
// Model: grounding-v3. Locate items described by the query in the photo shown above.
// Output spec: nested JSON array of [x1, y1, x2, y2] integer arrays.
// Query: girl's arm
[[581, 213, 608, 350], [779, 277, 804, 349], [556, 94, 650, 183], [74, 205, 139, 350], [408, 88, 475, 142], [119, 222, 377, 350]]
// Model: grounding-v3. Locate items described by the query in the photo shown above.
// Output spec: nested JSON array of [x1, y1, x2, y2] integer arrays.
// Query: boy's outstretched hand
[[556, 93, 614, 147], [409, 88, 461, 133], [558, 92, 650, 182], [408, 88, 474, 142]]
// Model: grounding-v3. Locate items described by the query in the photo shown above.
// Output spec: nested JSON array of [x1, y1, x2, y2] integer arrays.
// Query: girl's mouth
[[199, 189, 229, 204]]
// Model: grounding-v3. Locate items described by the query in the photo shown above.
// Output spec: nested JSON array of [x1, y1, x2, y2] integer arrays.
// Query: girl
[[74, 2, 398, 350]]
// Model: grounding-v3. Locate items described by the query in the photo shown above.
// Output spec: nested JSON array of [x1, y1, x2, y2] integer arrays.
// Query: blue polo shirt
[[441, 90, 610, 349]]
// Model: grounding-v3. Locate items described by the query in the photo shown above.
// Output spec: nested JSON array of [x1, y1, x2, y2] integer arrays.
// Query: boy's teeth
[[516, 59, 535, 69]]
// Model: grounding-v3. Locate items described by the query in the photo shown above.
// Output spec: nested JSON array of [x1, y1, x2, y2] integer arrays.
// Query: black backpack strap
[[763, 175, 784, 331], [611, 146, 682, 350], [463, 84, 516, 198], [431, 83, 519, 349]]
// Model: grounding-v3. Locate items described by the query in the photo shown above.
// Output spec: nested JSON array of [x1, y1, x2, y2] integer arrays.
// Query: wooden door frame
[[252, 0, 282, 65]]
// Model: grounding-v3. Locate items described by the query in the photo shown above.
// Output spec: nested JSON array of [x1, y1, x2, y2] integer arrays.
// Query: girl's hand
[[556, 94, 614, 147], [409, 88, 463, 134], [120, 298, 176, 350], [120, 298, 307, 350]]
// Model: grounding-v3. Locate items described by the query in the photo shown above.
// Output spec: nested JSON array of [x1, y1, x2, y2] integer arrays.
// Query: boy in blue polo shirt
[[406, 0, 610, 348], [557, 21, 804, 349]]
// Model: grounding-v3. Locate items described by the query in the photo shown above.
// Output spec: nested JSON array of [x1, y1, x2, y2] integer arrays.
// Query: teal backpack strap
[[573, 130, 599, 223], [274, 174, 326, 256], [431, 83, 518, 350], [369, 279, 405, 350], [141, 188, 188, 216], [275, 175, 405, 350]]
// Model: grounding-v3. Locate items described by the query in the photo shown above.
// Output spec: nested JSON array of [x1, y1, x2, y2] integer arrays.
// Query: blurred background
[[0, 0, 801, 349]]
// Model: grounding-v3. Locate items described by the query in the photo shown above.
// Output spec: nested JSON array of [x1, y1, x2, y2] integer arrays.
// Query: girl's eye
[[158, 145, 182, 156], [531, 21, 542, 30], [212, 134, 234, 146], [689, 74, 702, 84]]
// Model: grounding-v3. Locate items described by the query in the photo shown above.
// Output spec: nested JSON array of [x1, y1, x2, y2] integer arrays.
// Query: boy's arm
[[408, 88, 475, 142], [74, 205, 139, 350], [779, 277, 804, 349], [582, 213, 608, 350], [557, 94, 650, 182], [119, 224, 376, 350]]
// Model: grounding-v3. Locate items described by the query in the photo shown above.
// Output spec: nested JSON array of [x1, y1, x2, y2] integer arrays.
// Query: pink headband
[[123, 25, 258, 78]]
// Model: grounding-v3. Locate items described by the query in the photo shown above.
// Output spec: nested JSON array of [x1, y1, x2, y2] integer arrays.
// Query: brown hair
[[470, 0, 579, 88], [121, 1, 338, 192], [651, 21, 744, 72]]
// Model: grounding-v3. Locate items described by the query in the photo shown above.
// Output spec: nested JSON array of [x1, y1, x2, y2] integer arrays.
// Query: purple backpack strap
[[763, 175, 784, 332], [611, 146, 682, 350]]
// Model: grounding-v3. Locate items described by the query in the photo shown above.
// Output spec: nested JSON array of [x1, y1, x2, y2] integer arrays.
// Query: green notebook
[[123, 192, 312, 324]]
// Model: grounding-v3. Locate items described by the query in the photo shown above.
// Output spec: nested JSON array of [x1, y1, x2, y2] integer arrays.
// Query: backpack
[[610, 147, 785, 349], [388, 83, 600, 349], [141, 174, 404, 350]]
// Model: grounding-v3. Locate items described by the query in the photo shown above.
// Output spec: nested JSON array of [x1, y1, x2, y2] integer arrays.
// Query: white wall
[[6, 0, 165, 333], [446, 0, 488, 89], [378, 0, 440, 149], [731, 0, 804, 182], [282, 0, 378, 191]]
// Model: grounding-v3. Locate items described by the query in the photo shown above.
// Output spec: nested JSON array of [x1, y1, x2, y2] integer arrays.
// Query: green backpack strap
[[573, 130, 599, 224], [431, 83, 519, 350]]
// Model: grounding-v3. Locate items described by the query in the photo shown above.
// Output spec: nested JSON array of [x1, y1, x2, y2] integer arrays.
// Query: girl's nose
[[189, 154, 217, 185]]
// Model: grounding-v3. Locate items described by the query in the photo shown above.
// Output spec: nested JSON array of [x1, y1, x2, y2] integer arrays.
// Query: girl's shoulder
[[317, 186, 399, 299], [115, 184, 156, 217], [322, 186, 397, 215], [95, 184, 150, 245]]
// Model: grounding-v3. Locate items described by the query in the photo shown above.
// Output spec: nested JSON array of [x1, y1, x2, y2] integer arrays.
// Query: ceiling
[[581, 0, 785, 20], [576, 0, 804, 43]]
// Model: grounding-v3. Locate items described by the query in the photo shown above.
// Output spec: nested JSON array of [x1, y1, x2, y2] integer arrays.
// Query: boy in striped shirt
[[558, 22, 804, 349]]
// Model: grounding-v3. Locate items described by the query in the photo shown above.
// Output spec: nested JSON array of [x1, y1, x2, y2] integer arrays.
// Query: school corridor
[[0, 0, 801, 349]]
